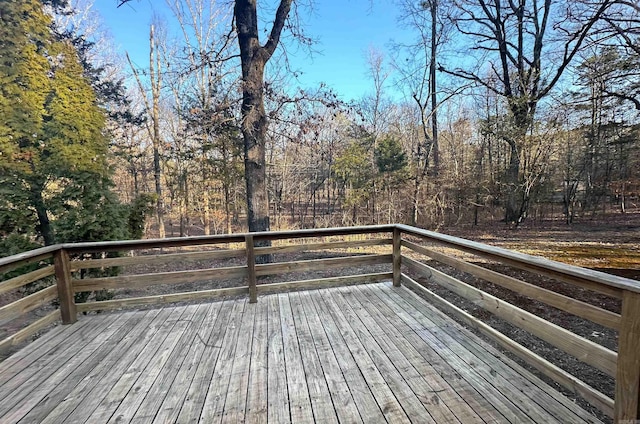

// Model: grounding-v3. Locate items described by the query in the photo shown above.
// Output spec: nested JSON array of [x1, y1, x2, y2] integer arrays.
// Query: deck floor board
[[0, 283, 602, 424]]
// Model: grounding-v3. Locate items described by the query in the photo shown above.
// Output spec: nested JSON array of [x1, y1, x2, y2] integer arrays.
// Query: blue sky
[[93, 0, 412, 101]]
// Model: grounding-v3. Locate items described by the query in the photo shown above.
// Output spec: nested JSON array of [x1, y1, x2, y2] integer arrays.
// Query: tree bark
[[235, 0, 292, 238], [30, 181, 54, 246]]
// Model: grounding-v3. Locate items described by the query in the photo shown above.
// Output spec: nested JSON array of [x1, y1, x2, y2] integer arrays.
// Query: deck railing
[[0, 224, 638, 423]]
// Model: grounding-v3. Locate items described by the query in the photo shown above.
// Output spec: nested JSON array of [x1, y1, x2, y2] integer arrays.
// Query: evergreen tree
[[0, 0, 134, 247]]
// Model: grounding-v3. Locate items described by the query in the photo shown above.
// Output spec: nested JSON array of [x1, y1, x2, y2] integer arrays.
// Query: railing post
[[245, 235, 257, 303], [53, 248, 77, 324], [615, 290, 640, 423], [392, 227, 401, 287]]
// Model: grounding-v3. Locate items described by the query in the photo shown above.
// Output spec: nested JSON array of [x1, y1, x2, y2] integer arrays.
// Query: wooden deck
[[0, 282, 601, 424]]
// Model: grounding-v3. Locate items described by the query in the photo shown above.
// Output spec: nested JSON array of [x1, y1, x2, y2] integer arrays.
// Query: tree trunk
[[504, 140, 522, 224], [239, 55, 269, 235], [235, 0, 292, 261], [31, 182, 54, 245], [430, 0, 439, 173], [150, 25, 165, 238]]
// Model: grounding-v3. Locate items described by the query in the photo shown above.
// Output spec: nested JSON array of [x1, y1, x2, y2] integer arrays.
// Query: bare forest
[[1, 0, 639, 251]]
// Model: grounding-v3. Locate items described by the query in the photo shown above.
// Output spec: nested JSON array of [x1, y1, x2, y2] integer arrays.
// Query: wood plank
[[311, 290, 411, 423], [615, 290, 640, 422], [0, 286, 57, 327], [11, 310, 146, 423], [401, 274, 612, 418], [75, 285, 248, 312], [397, 224, 632, 297], [38, 309, 164, 424], [246, 235, 257, 304], [416, 288, 604, 424], [255, 254, 391, 277], [0, 313, 95, 378], [0, 313, 118, 391], [245, 298, 269, 424], [83, 307, 188, 422], [175, 300, 243, 423], [256, 272, 391, 294], [0, 246, 56, 275], [220, 300, 257, 423], [295, 291, 365, 424], [0, 266, 55, 296], [106, 305, 202, 423], [383, 282, 601, 423], [325, 288, 437, 423], [129, 304, 213, 424], [152, 301, 230, 424], [266, 295, 290, 424], [369, 283, 537, 423], [278, 294, 315, 423], [344, 285, 479, 424], [403, 256, 618, 377], [53, 249, 76, 324], [254, 238, 392, 256], [199, 299, 248, 423], [356, 284, 506, 423], [395, 279, 603, 423], [62, 224, 393, 255], [73, 265, 247, 292], [393, 227, 401, 286], [69, 248, 245, 271], [287, 293, 339, 424], [0, 311, 133, 421], [402, 239, 621, 329], [0, 310, 59, 355]]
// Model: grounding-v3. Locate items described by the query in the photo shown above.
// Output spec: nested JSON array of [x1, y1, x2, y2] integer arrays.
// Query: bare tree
[[234, 0, 294, 238], [126, 24, 166, 238], [442, 0, 614, 224]]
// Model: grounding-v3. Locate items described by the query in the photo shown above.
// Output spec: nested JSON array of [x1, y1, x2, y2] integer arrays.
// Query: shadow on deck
[[0, 283, 600, 423]]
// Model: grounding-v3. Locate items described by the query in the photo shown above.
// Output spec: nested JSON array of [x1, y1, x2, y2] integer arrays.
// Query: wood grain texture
[[254, 238, 392, 256], [246, 234, 258, 303], [392, 228, 401, 287], [256, 272, 391, 294], [0, 286, 58, 327], [615, 290, 640, 422], [69, 248, 245, 271], [0, 283, 602, 424], [75, 286, 248, 312], [255, 254, 391, 277], [0, 246, 56, 275], [73, 265, 247, 292], [401, 273, 614, 417], [397, 224, 635, 297], [403, 255, 618, 377], [0, 310, 60, 355], [402, 239, 621, 329], [53, 249, 76, 324], [0, 266, 55, 296]]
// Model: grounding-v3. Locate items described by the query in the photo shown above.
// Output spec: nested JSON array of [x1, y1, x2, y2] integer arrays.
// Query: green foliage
[[375, 137, 407, 174], [0, 0, 132, 247], [127, 193, 156, 240], [52, 174, 129, 243], [334, 142, 374, 189]]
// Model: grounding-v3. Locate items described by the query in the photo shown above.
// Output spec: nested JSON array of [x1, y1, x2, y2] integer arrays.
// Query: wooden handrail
[[396, 223, 640, 296], [0, 223, 638, 422]]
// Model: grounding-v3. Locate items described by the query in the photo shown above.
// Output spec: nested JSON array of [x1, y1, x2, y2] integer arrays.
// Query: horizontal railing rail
[[0, 224, 638, 423]]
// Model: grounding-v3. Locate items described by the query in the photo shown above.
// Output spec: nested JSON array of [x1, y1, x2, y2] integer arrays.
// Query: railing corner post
[[245, 235, 257, 303], [615, 290, 640, 423], [53, 248, 77, 324], [392, 227, 401, 287]]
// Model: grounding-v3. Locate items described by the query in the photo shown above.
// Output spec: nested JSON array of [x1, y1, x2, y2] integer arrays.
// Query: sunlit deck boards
[[0, 282, 601, 424]]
